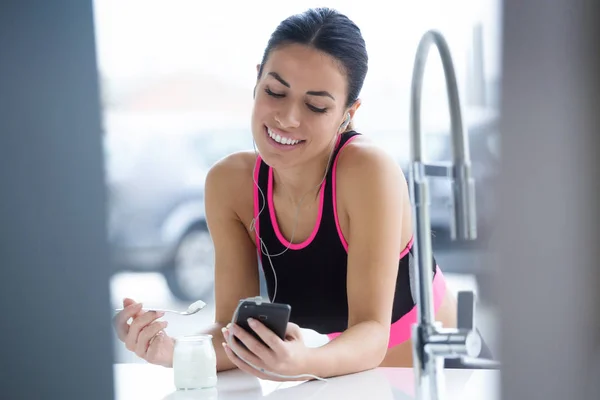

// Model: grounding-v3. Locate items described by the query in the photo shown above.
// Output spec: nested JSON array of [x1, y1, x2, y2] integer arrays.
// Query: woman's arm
[[304, 141, 407, 377], [203, 153, 262, 372]]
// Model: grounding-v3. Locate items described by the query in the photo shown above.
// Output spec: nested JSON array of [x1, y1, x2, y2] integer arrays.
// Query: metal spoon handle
[[114, 307, 182, 314]]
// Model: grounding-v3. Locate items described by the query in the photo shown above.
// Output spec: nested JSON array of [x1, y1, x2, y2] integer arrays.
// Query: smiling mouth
[[266, 126, 305, 146]]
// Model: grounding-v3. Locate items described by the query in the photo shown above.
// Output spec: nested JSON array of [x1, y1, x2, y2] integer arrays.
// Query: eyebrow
[[267, 72, 336, 101]]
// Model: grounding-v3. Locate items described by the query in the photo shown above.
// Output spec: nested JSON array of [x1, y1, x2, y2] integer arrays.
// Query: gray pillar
[[0, 1, 114, 399], [497, 0, 600, 399]]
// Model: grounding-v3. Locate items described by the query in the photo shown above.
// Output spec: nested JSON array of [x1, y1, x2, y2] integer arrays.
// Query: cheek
[[252, 96, 274, 119], [305, 116, 339, 137]]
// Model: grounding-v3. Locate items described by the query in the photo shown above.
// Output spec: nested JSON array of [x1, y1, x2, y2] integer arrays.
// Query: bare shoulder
[[205, 150, 257, 219], [205, 150, 256, 193], [335, 135, 407, 190], [206, 150, 256, 185], [335, 134, 413, 239]]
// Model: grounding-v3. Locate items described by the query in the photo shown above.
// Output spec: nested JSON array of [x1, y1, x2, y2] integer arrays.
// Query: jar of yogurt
[[173, 334, 217, 390]]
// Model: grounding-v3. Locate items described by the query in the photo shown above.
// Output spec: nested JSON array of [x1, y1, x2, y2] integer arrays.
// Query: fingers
[[221, 323, 231, 342], [113, 302, 143, 342], [134, 320, 169, 358], [125, 311, 165, 352], [146, 332, 173, 367], [285, 322, 303, 340], [122, 298, 136, 308], [246, 318, 286, 353], [226, 324, 269, 366], [222, 342, 274, 380]]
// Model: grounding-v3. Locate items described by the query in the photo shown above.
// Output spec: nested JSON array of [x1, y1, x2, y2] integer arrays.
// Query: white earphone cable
[[228, 128, 345, 383], [249, 132, 338, 303]]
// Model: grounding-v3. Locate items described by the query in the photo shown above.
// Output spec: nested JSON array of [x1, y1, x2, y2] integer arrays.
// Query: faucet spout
[[410, 30, 477, 241], [408, 30, 482, 400]]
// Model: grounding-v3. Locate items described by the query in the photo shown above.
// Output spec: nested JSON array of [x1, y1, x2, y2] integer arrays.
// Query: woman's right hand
[[113, 298, 174, 367]]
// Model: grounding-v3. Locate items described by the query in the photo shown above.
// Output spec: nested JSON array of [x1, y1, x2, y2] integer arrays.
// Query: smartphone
[[234, 299, 291, 347]]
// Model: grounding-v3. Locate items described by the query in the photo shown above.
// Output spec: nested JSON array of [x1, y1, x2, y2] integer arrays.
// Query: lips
[[266, 126, 304, 146]]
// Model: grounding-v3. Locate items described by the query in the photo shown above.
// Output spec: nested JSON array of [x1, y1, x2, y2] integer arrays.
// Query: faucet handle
[[457, 290, 476, 330]]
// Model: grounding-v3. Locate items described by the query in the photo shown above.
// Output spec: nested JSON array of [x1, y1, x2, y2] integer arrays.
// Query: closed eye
[[265, 88, 284, 98], [307, 104, 327, 113], [265, 88, 328, 114]]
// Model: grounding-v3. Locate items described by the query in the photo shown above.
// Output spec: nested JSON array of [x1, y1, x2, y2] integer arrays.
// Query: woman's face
[[251, 43, 353, 169]]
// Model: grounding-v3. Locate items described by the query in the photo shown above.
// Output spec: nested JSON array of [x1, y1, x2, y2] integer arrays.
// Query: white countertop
[[114, 363, 500, 399]]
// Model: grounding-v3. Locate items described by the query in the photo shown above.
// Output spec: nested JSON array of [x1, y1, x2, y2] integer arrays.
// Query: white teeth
[[267, 127, 301, 145]]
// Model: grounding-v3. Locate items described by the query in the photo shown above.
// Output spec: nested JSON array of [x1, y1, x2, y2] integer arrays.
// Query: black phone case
[[234, 301, 291, 347]]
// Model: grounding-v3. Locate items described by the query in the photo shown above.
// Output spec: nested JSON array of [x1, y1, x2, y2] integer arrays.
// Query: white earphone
[[339, 113, 351, 133], [235, 113, 352, 382]]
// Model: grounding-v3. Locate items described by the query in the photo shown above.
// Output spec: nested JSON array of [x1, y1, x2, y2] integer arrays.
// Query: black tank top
[[252, 131, 438, 334]]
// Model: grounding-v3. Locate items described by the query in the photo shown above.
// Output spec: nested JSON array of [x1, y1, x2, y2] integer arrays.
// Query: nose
[[275, 102, 301, 129]]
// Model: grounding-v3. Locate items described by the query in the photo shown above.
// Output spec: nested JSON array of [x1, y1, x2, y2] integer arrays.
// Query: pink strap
[[252, 155, 261, 254]]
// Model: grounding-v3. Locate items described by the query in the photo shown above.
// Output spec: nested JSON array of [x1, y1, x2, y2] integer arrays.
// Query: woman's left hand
[[222, 319, 312, 381]]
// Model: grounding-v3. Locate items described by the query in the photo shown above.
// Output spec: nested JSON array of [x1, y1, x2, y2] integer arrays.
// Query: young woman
[[113, 7, 485, 380]]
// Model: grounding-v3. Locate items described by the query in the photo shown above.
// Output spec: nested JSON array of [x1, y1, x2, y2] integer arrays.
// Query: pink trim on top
[[399, 236, 414, 259], [332, 134, 359, 252], [267, 167, 327, 251], [327, 265, 447, 348], [253, 156, 262, 252], [331, 134, 415, 259]]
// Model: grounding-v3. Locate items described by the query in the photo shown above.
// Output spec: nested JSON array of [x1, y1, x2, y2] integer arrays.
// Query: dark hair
[[258, 8, 368, 110]]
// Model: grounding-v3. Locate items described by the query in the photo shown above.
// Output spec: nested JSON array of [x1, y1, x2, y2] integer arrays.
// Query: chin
[[251, 126, 304, 168], [256, 149, 291, 170]]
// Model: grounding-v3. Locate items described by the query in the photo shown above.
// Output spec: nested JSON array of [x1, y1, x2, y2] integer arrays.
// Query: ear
[[253, 64, 262, 99], [347, 99, 362, 120], [256, 63, 263, 80], [338, 99, 362, 132]]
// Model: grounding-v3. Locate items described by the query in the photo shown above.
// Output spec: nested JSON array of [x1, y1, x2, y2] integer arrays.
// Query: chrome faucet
[[408, 30, 482, 400]]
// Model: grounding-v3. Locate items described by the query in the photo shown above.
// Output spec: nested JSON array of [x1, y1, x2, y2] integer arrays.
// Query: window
[[94, 0, 502, 362]]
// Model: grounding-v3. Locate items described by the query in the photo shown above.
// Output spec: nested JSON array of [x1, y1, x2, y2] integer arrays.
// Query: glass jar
[[173, 334, 217, 390]]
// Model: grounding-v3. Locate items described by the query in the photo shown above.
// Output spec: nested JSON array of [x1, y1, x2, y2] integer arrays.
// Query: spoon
[[115, 300, 207, 316]]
